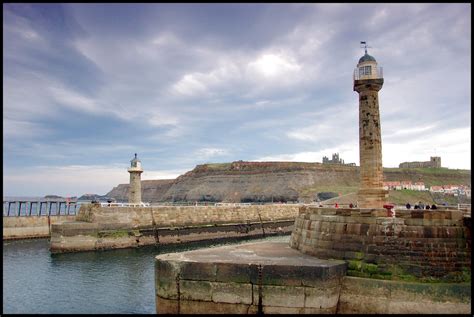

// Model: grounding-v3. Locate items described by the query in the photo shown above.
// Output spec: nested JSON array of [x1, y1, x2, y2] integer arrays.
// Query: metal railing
[[99, 201, 301, 207], [3, 200, 79, 217], [99, 202, 150, 207], [353, 66, 383, 80], [457, 203, 471, 210]]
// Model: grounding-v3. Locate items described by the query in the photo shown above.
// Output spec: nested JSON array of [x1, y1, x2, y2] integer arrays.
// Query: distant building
[[322, 153, 356, 166], [413, 182, 426, 191], [429, 184, 471, 196], [383, 181, 401, 190], [399, 156, 441, 168], [383, 181, 426, 191]]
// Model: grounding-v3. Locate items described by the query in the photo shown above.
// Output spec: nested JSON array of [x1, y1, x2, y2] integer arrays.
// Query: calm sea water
[[3, 235, 289, 314]]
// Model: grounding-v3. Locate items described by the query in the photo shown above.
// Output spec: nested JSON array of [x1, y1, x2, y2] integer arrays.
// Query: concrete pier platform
[[155, 239, 471, 314], [155, 240, 347, 314]]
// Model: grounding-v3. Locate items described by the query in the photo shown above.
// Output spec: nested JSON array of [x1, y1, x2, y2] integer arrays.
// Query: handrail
[[353, 66, 383, 80], [100, 202, 150, 207]]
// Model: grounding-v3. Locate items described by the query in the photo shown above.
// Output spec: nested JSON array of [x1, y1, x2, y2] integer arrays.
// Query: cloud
[[48, 85, 100, 114], [254, 143, 359, 165], [3, 118, 53, 140], [383, 127, 471, 169], [247, 53, 301, 78], [3, 164, 186, 197], [195, 148, 230, 160], [142, 169, 186, 180], [3, 4, 470, 197]]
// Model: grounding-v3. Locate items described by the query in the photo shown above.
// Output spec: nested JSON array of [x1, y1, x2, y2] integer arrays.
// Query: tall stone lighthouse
[[128, 153, 143, 204], [353, 43, 389, 208]]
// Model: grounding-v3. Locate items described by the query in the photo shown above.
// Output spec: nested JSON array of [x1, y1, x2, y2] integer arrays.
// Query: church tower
[[128, 153, 143, 204], [353, 42, 388, 208]]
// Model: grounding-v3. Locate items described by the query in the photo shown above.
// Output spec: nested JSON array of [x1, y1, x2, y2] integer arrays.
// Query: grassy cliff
[[107, 162, 471, 204]]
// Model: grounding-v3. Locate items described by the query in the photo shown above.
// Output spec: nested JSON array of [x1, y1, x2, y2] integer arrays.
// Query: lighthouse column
[[355, 81, 388, 208], [353, 45, 388, 208], [128, 153, 143, 205]]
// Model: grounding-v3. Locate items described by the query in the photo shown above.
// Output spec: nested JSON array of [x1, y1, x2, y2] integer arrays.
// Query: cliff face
[[106, 161, 471, 203], [160, 162, 359, 202], [106, 179, 175, 202]]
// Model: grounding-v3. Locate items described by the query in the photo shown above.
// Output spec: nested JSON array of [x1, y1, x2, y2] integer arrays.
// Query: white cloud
[[2, 4, 470, 198], [142, 169, 186, 180], [247, 53, 301, 78], [48, 85, 100, 114], [3, 118, 52, 140], [383, 127, 471, 169], [2, 164, 185, 197], [147, 111, 179, 127], [254, 144, 360, 165], [172, 73, 209, 96], [195, 147, 230, 160]]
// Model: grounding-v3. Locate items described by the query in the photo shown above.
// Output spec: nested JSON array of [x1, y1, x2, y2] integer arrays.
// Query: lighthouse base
[[357, 188, 389, 209]]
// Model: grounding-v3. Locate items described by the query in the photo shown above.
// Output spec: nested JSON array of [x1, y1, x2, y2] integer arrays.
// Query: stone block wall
[[289, 206, 471, 280], [154, 240, 471, 314], [76, 204, 299, 228], [155, 243, 346, 314], [338, 276, 470, 314], [50, 204, 299, 253], [3, 215, 76, 239]]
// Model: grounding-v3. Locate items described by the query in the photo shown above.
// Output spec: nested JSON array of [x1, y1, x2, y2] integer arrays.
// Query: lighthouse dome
[[358, 53, 376, 64]]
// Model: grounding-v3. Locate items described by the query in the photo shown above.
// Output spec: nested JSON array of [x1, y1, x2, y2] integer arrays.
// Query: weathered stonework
[[155, 240, 471, 314], [3, 215, 76, 240], [128, 171, 143, 204], [50, 204, 299, 253], [128, 154, 143, 204], [289, 206, 471, 280], [155, 241, 346, 314], [354, 78, 389, 208]]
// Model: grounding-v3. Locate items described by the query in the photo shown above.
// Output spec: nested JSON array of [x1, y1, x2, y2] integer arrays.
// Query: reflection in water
[[3, 235, 289, 313]]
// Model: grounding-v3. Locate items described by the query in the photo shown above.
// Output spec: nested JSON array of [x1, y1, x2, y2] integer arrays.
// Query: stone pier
[[50, 203, 299, 253], [155, 206, 471, 314], [155, 240, 347, 314]]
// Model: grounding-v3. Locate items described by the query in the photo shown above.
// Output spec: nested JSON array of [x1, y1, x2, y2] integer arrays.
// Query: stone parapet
[[290, 206, 471, 280]]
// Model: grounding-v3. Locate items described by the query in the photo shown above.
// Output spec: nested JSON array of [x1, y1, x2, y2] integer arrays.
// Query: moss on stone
[[354, 252, 365, 260], [370, 273, 392, 280], [346, 259, 470, 284], [97, 229, 131, 239], [347, 260, 362, 271], [347, 270, 371, 278], [362, 263, 379, 274]]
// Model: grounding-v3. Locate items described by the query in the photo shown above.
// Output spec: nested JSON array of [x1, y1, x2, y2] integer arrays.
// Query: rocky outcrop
[[160, 162, 358, 203], [106, 179, 175, 202], [106, 161, 471, 203]]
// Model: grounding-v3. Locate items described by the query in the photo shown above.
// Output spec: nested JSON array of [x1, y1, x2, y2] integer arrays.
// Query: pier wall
[[290, 206, 471, 280], [3, 216, 76, 240], [50, 204, 299, 253], [338, 276, 470, 314], [154, 240, 471, 314]]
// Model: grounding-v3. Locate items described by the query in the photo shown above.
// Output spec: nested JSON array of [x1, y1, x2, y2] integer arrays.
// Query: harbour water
[[3, 235, 290, 314]]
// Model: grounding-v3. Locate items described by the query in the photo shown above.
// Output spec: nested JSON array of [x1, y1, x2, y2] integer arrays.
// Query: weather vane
[[360, 41, 372, 54]]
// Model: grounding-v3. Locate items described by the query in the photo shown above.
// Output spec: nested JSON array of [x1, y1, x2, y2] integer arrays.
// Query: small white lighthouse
[[128, 153, 143, 204]]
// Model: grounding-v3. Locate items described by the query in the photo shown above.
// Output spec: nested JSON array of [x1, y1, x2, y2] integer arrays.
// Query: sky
[[3, 3, 471, 197]]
